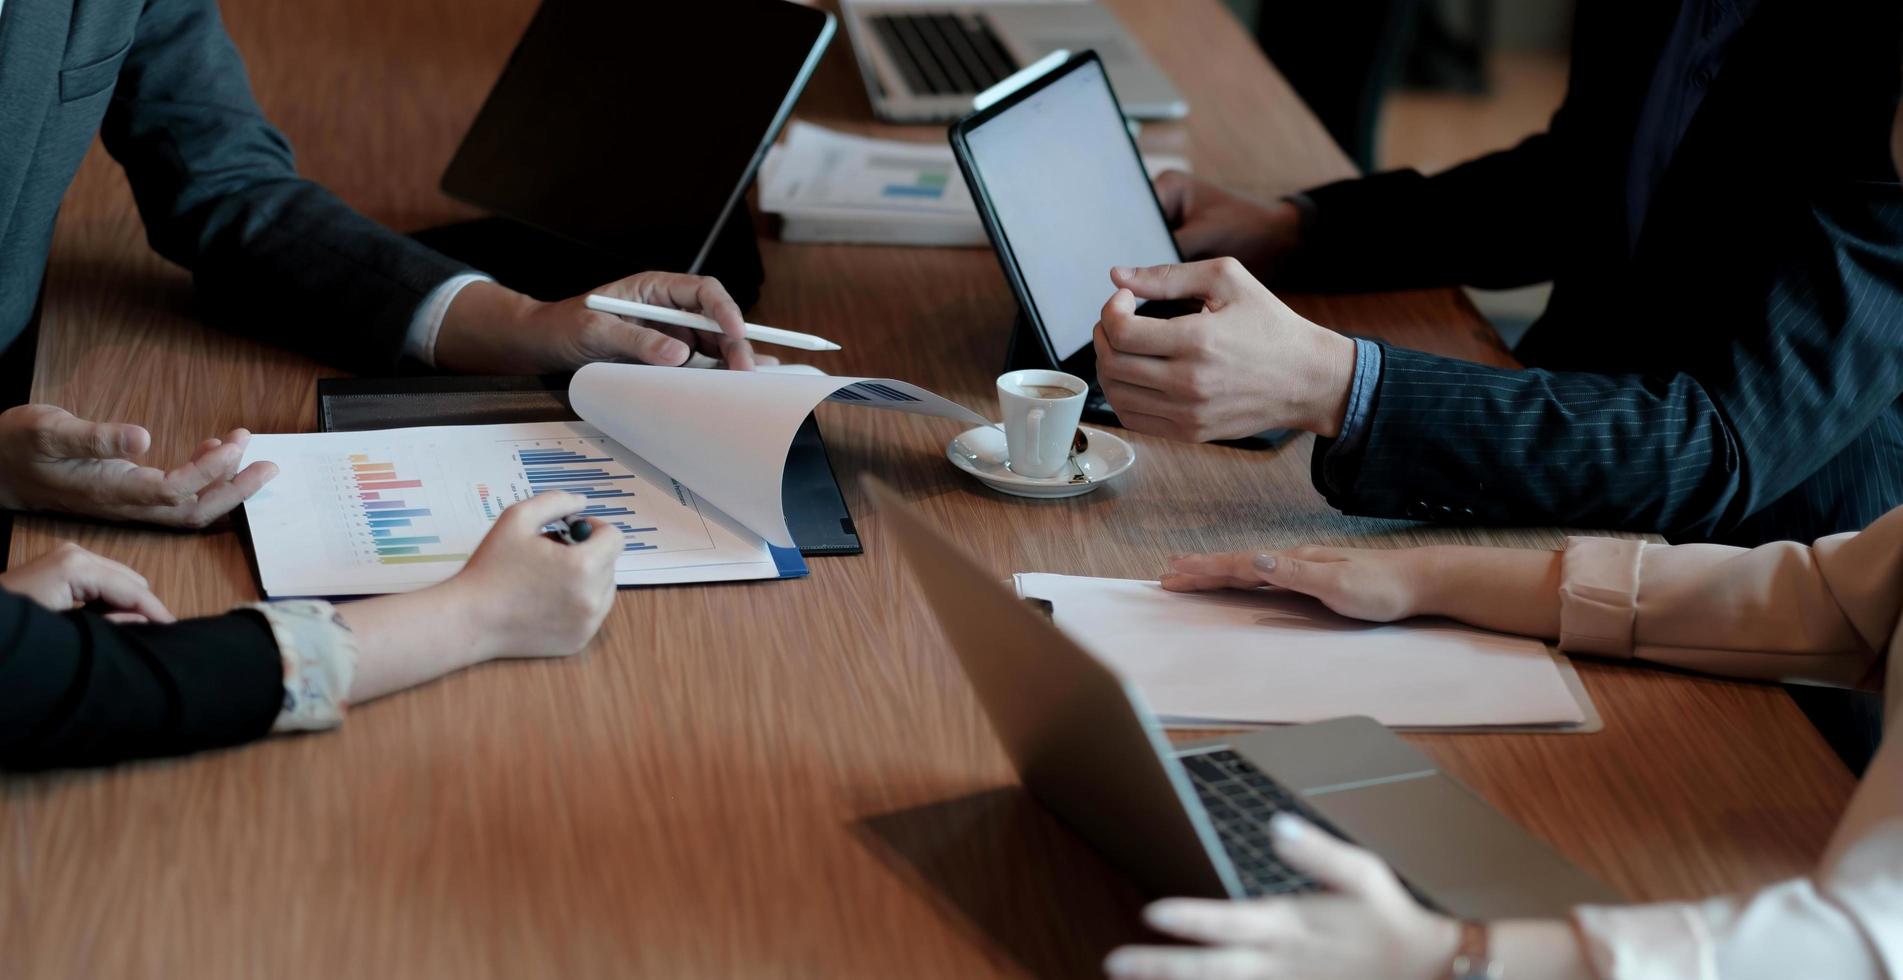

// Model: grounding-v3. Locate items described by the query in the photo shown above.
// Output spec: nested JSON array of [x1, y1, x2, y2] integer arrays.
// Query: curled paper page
[[570, 363, 989, 548]]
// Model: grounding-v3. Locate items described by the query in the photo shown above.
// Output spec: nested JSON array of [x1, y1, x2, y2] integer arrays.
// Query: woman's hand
[[1106, 814, 1459, 980], [1163, 545, 1429, 622], [336, 492, 624, 703], [438, 491, 624, 659], [0, 542, 175, 623], [1161, 543, 1565, 639], [0, 405, 277, 529]]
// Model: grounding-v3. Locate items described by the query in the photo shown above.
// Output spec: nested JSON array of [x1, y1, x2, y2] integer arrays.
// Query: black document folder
[[315, 376, 861, 557]]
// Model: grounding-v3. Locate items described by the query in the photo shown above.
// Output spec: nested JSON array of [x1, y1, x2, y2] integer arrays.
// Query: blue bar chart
[[500, 441, 670, 553]]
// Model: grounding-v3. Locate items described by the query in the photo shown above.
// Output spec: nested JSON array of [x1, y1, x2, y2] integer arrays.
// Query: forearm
[[1491, 920, 1598, 980], [335, 583, 494, 703], [1289, 131, 1571, 292], [1318, 349, 1748, 538], [1409, 546, 1563, 640], [0, 601, 282, 769]]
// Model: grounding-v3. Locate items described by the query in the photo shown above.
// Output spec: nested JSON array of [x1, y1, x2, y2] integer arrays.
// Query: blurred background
[[1225, 0, 1574, 343]]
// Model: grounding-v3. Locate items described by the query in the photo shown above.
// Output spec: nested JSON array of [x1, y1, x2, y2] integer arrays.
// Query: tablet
[[950, 52, 1290, 448], [440, 0, 834, 276], [950, 52, 1180, 372]]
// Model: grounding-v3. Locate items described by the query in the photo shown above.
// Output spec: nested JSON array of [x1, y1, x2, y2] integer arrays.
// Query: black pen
[[549, 516, 593, 545]]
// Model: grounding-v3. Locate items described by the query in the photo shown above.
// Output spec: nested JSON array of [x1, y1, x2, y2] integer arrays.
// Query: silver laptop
[[839, 0, 1186, 122], [867, 477, 1618, 917]]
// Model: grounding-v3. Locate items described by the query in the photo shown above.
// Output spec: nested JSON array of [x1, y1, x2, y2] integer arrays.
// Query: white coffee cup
[[996, 369, 1088, 479]]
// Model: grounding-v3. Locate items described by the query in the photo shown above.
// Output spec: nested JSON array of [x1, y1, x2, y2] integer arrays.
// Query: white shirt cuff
[[405, 273, 493, 367]]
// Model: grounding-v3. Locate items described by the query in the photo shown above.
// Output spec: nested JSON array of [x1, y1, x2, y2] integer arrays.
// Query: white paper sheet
[[1014, 573, 1586, 729], [240, 421, 787, 597], [569, 363, 987, 548]]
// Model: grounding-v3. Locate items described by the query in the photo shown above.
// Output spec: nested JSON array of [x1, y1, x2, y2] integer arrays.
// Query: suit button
[[1405, 500, 1430, 520]]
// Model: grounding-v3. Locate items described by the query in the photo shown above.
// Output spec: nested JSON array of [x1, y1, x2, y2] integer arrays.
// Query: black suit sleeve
[[1316, 178, 1903, 541], [97, 0, 468, 373], [0, 593, 284, 770], [1287, 111, 1578, 292]]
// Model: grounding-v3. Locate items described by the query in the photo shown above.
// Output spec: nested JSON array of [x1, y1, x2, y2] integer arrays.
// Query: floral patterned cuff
[[243, 600, 360, 733]]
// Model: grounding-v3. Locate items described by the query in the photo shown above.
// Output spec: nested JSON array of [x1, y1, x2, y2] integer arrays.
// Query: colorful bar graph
[[345, 455, 468, 567]]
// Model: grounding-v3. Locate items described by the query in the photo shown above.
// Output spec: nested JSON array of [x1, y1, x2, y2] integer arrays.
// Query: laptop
[[865, 476, 1620, 917], [840, 0, 1185, 123]]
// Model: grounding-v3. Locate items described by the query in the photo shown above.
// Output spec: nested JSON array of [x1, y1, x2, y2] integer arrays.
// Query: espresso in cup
[[995, 370, 1089, 479], [1009, 383, 1082, 399]]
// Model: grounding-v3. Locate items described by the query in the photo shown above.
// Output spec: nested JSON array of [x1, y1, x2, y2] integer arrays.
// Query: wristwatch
[[1444, 920, 1501, 980]]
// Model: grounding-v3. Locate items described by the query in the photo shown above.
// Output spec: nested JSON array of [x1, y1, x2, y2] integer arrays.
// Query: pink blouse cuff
[[1574, 903, 1713, 980], [1559, 537, 1645, 658]]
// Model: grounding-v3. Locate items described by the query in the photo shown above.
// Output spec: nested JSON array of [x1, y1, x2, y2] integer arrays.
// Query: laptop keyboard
[[869, 13, 1022, 96], [1180, 749, 1323, 898]]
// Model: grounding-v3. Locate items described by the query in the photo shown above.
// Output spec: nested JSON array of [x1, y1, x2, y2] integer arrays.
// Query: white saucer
[[946, 425, 1136, 498]]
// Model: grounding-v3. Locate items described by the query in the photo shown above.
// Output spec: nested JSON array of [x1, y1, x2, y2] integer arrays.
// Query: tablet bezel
[[948, 51, 1185, 371]]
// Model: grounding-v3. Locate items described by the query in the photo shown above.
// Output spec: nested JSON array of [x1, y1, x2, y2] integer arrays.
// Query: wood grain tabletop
[[2, 1, 1854, 977]]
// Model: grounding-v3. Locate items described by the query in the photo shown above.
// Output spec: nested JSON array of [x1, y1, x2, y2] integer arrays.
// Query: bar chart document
[[240, 364, 987, 597], [242, 421, 799, 597]]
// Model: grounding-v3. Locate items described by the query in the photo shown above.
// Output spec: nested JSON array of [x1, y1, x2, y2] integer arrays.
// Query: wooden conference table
[[3, 1, 1856, 977]]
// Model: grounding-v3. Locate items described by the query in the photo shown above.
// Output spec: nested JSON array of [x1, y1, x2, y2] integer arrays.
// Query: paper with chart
[[1014, 574, 1589, 730], [239, 421, 800, 597], [240, 365, 987, 596], [568, 362, 988, 549]]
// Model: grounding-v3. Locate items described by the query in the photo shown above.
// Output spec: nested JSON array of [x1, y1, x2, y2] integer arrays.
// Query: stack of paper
[[1014, 573, 1594, 731], [758, 122, 1188, 247]]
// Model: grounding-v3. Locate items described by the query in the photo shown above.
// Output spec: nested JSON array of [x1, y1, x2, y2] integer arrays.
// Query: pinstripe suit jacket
[[1296, 0, 1903, 545], [0, 0, 466, 375]]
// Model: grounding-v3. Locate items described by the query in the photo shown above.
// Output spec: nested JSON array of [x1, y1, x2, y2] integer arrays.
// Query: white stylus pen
[[583, 295, 843, 352]]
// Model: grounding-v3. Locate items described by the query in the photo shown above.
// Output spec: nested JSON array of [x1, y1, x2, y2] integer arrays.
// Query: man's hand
[[0, 406, 277, 528], [433, 272, 760, 374], [0, 542, 176, 623], [1154, 170, 1304, 279], [1092, 259, 1355, 442]]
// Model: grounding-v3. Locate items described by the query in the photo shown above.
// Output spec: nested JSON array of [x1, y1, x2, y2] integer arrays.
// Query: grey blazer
[[0, 0, 467, 373]]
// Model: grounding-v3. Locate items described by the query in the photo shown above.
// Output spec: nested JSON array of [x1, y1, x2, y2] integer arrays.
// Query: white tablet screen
[[965, 61, 1181, 362]]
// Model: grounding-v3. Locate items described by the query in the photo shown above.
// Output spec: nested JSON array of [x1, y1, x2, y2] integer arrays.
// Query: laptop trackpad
[[1294, 776, 1621, 919]]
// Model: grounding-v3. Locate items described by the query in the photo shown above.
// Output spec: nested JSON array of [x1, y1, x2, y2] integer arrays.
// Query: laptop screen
[[962, 59, 1181, 362]]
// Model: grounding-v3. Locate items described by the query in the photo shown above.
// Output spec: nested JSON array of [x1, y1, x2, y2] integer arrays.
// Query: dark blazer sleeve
[[0, 593, 284, 770], [1315, 179, 1903, 542], [1286, 108, 1578, 293], [97, 0, 469, 373]]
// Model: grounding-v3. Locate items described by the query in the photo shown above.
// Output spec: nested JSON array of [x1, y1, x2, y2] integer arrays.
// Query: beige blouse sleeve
[[1555, 505, 1903, 980]]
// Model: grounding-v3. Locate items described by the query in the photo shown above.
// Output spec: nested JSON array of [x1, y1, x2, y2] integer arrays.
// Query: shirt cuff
[[1558, 537, 1646, 658], [404, 273, 493, 367], [1317, 338, 1383, 496], [244, 600, 359, 733], [1574, 903, 1715, 980]]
